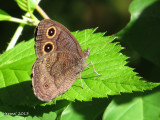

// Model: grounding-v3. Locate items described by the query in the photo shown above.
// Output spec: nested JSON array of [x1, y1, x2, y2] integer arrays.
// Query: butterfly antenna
[[89, 42, 110, 51]]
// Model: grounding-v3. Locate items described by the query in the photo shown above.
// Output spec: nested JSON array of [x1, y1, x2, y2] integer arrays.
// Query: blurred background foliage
[[0, 0, 131, 52]]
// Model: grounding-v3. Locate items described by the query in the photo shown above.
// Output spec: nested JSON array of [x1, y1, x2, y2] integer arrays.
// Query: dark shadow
[[71, 98, 112, 120], [0, 81, 43, 106], [0, 100, 70, 117], [120, 1, 160, 67], [0, 81, 70, 117]]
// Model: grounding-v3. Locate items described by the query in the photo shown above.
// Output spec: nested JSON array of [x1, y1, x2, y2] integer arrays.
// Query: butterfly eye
[[43, 42, 54, 53], [46, 26, 56, 38]]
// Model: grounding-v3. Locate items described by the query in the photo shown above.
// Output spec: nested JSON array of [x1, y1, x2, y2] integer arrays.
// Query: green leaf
[[0, 29, 159, 107], [53, 29, 159, 103], [0, 39, 39, 106], [0, 9, 12, 21], [15, 0, 40, 12], [102, 87, 160, 120], [118, 0, 160, 66], [0, 39, 36, 70]]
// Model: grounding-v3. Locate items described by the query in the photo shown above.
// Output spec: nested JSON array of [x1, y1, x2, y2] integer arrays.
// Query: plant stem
[[6, 3, 46, 51], [27, 0, 37, 20], [36, 5, 50, 19], [9, 17, 28, 24], [6, 23, 25, 51]]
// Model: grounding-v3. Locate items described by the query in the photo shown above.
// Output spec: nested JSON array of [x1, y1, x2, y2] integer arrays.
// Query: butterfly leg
[[80, 73, 84, 89], [87, 62, 101, 76]]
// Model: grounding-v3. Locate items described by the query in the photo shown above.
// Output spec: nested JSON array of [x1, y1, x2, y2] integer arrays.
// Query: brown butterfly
[[32, 19, 89, 102]]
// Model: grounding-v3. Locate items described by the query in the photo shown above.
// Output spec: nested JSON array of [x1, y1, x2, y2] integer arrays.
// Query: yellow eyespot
[[46, 26, 56, 38]]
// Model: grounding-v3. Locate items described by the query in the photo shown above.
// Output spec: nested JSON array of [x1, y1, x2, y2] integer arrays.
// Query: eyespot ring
[[43, 42, 54, 54], [46, 26, 56, 38]]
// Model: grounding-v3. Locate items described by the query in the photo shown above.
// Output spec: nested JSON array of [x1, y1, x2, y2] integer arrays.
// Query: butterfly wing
[[34, 19, 84, 58], [32, 51, 86, 102]]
